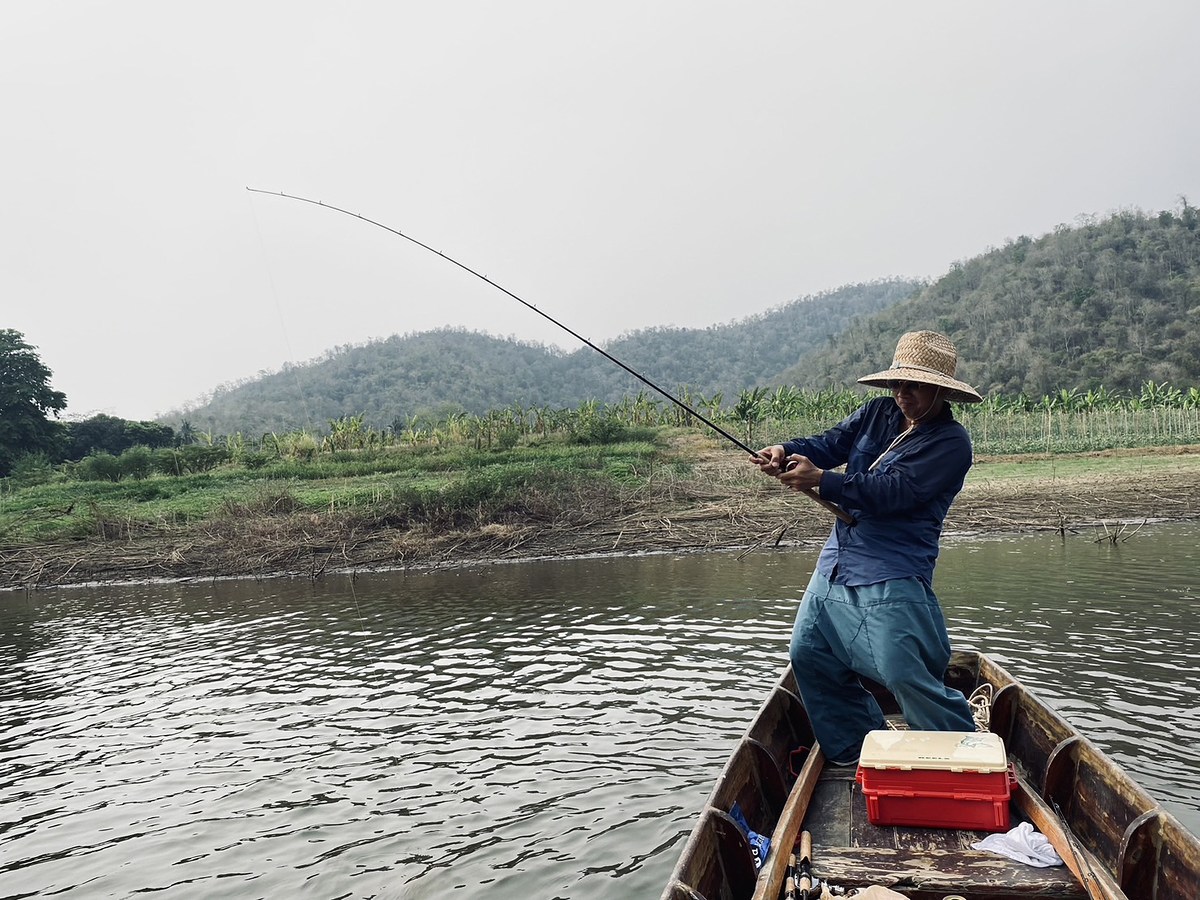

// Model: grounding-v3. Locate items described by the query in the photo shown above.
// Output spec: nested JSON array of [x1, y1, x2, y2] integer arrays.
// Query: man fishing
[[751, 330, 983, 766]]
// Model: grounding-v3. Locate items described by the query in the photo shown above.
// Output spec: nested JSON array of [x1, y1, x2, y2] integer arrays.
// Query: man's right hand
[[751, 445, 787, 476]]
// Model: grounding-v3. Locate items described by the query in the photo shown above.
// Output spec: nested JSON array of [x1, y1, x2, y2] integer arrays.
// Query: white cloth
[[972, 821, 1064, 867]]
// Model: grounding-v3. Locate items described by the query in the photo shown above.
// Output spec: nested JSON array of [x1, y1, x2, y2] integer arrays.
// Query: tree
[[0, 329, 67, 476], [62, 413, 175, 460], [61, 413, 127, 459]]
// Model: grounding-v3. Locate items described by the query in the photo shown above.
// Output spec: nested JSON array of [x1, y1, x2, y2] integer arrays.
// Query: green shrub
[[77, 452, 122, 482], [569, 416, 629, 445], [8, 453, 54, 486], [239, 451, 273, 470], [155, 448, 185, 477], [495, 427, 521, 451], [118, 446, 156, 480], [178, 445, 230, 473]]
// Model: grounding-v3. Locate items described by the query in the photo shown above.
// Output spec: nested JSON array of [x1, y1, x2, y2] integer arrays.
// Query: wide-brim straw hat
[[857, 330, 982, 404]]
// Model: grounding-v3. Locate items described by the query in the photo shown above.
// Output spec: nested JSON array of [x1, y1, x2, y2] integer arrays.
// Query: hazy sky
[[5, 2, 1198, 421]]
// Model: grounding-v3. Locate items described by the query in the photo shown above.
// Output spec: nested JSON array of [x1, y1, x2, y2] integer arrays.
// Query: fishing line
[[245, 192, 317, 432], [244, 187, 853, 526], [347, 577, 367, 632]]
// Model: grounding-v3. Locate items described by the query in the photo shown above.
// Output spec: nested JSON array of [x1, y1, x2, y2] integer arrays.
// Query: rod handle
[[798, 830, 814, 898], [803, 488, 855, 526]]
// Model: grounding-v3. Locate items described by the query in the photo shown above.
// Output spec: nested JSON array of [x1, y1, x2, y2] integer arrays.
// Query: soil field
[[3, 445, 1199, 591]]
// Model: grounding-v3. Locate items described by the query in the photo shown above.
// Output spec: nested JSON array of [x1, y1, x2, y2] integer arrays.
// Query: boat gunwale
[[660, 649, 1200, 900]]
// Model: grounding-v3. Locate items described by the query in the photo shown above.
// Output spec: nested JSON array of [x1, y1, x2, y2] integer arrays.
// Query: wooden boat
[[660, 649, 1200, 900]]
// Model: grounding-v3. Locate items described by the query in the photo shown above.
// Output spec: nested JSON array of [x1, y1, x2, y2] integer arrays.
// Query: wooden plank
[[1011, 773, 1125, 900], [801, 772, 855, 849], [946, 650, 986, 697], [751, 746, 825, 900], [1003, 686, 1075, 793], [662, 670, 812, 900], [1119, 809, 1163, 900], [813, 846, 1086, 899], [846, 777, 983, 852]]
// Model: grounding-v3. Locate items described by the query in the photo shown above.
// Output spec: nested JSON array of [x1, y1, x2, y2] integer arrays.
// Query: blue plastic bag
[[729, 801, 771, 870]]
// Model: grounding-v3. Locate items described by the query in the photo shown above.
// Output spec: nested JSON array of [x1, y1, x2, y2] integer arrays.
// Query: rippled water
[[1, 523, 1197, 898]]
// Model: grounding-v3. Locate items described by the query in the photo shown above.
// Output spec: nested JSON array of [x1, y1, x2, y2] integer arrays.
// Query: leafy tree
[[63, 414, 175, 460], [62, 414, 125, 459], [0, 329, 67, 476], [125, 420, 175, 450]]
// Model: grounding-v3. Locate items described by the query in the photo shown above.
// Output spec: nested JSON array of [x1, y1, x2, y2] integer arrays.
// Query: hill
[[168, 204, 1200, 436], [778, 205, 1200, 396], [169, 280, 917, 435]]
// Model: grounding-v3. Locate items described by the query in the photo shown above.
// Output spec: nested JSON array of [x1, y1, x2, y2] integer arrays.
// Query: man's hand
[[750, 445, 787, 476], [779, 454, 824, 492]]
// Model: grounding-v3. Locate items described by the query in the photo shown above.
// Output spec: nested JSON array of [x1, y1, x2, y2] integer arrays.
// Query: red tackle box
[[856, 730, 1014, 832]]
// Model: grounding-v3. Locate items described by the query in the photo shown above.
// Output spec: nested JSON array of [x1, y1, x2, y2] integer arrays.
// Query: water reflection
[[0, 525, 1196, 898], [937, 528, 1200, 818]]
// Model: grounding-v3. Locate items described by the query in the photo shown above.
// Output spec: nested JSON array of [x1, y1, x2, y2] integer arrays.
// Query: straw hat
[[857, 331, 982, 404]]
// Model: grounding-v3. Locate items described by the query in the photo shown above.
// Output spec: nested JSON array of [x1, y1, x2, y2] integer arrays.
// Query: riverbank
[[4, 442, 1199, 590]]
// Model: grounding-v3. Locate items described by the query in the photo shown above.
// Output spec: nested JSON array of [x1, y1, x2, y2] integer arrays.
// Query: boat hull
[[660, 650, 1200, 900]]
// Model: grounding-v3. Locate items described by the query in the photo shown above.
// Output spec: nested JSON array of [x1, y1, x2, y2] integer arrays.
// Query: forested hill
[[168, 280, 917, 435], [168, 205, 1200, 436], [778, 205, 1200, 397]]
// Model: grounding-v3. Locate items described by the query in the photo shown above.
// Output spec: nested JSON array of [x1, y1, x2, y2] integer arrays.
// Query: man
[[751, 330, 982, 766]]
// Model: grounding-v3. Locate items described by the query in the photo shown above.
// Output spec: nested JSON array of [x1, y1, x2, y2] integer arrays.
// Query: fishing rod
[[245, 187, 854, 526]]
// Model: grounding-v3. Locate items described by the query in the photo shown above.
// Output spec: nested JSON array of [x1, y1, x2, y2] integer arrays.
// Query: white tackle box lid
[[859, 729, 1009, 773]]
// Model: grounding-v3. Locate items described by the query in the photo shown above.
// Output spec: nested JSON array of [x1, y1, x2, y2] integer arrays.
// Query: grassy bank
[[3, 429, 1199, 590], [0, 433, 671, 546]]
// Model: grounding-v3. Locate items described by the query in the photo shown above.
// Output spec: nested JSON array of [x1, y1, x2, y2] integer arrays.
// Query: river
[[1, 523, 1197, 899]]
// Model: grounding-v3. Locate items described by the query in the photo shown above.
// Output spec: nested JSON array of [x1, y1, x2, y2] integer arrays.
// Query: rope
[[967, 683, 994, 732], [867, 423, 917, 472]]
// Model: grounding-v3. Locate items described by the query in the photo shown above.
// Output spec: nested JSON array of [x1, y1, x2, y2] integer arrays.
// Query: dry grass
[[4, 441, 1199, 590]]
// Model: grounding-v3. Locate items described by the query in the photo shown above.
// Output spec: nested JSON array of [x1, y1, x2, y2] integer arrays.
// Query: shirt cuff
[[819, 469, 844, 501]]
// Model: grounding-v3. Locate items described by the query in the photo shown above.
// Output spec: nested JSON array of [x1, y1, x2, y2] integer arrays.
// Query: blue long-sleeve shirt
[[781, 396, 972, 587]]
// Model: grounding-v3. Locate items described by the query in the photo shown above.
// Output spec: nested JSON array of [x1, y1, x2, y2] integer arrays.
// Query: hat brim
[[858, 367, 983, 404]]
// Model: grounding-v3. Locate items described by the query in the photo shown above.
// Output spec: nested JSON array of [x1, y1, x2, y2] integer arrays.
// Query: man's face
[[889, 380, 941, 422]]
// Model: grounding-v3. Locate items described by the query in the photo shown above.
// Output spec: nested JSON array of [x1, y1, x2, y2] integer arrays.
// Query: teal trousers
[[788, 569, 976, 764]]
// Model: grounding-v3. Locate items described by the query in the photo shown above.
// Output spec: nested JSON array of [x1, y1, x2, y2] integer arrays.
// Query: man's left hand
[[779, 454, 824, 492]]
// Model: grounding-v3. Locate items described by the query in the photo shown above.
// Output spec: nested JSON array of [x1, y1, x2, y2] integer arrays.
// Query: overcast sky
[[4, 2, 1198, 421]]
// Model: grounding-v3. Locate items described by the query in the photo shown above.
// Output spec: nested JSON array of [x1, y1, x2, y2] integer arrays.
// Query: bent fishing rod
[[245, 187, 854, 526]]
